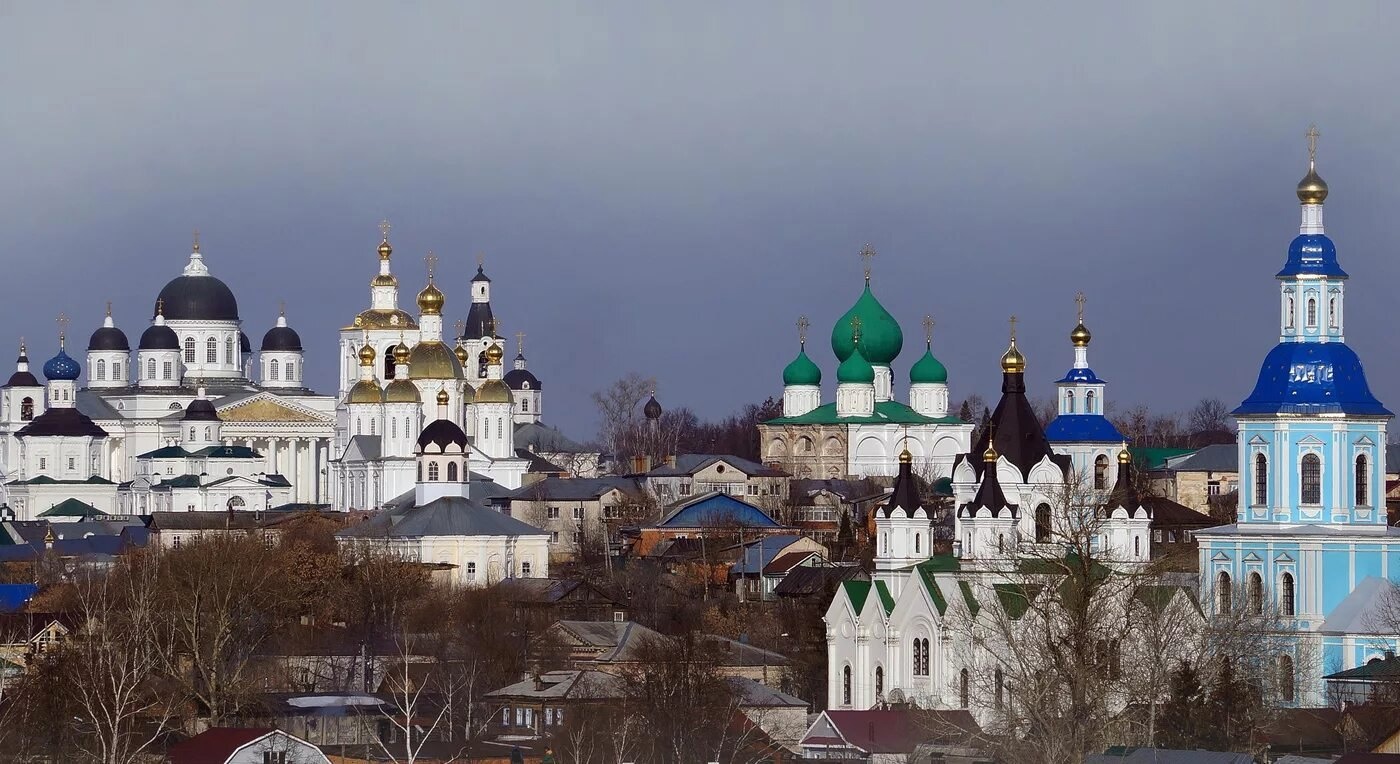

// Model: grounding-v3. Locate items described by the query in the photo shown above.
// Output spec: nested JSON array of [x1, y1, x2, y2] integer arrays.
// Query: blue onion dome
[[782, 346, 822, 386], [909, 345, 948, 384], [43, 348, 81, 381], [831, 284, 903, 365], [837, 342, 876, 384]]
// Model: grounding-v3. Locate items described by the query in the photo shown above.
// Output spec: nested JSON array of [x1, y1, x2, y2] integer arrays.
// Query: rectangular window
[[501, 707, 510, 726], [572, 531, 582, 544], [679, 483, 691, 496], [163, 361, 173, 379], [1207, 481, 1221, 497], [572, 506, 583, 520], [67, 457, 75, 471], [466, 562, 476, 580], [747, 484, 758, 496], [550, 531, 559, 543], [547, 506, 560, 519], [39, 457, 47, 471]]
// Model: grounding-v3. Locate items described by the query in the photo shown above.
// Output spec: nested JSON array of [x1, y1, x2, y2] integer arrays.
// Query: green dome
[[783, 347, 822, 386], [837, 343, 875, 384], [910, 345, 948, 384], [831, 284, 903, 365]]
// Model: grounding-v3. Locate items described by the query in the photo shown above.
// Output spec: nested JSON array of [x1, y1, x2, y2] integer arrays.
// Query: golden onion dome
[[454, 343, 470, 365], [435, 387, 450, 405], [1000, 339, 1026, 374], [983, 442, 999, 463], [898, 448, 912, 464], [384, 378, 421, 403], [1118, 446, 1132, 464], [393, 342, 411, 365], [408, 341, 463, 380], [346, 378, 384, 405], [476, 379, 513, 404], [358, 343, 376, 366], [378, 239, 393, 259], [1297, 166, 1328, 205], [485, 341, 504, 365], [372, 273, 398, 288], [348, 309, 419, 331], [417, 282, 445, 315], [1070, 322, 1091, 347]]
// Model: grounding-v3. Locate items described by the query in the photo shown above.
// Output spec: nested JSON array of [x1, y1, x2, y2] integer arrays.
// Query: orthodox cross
[[850, 315, 863, 343], [55, 313, 69, 345], [1306, 124, 1320, 166], [156, 298, 165, 317], [279, 299, 286, 317], [477, 252, 485, 269], [922, 315, 935, 348], [797, 315, 810, 348], [424, 252, 438, 281], [488, 317, 500, 337], [105, 300, 113, 318], [516, 331, 526, 355], [1075, 291, 1086, 323], [455, 320, 466, 339], [1008, 314, 1018, 342], [192, 229, 200, 253], [379, 219, 392, 241], [859, 244, 876, 282]]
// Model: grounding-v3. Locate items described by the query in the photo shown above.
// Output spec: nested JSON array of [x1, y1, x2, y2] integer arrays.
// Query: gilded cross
[[488, 317, 500, 337], [850, 315, 863, 343], [379, 219, 392, 241], [1306, 124, 1320, 166], [859, 244, 876, 282], [516, 331, 526, 355], [1009, 314, 1018, 341], [55, 313, 69, 345], [922, 315, 935, 347], [797, 315, 810, 348], [156, 298, 165, 316], [455, 320, 466, 339], [1075, 291, 1086, 322], [424, 252, 438, 281]]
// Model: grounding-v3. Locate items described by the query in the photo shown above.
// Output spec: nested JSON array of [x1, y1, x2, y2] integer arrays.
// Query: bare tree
[[1187, 398, 1232, 436], [591, 373, 657, 467]]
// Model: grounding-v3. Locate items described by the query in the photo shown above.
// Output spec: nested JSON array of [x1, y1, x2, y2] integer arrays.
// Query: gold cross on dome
[[455, 320, 466, 338], [797, 315, 810, 347], [850, 315, 863, 343], [1009, 314, 1018, 341], [424, 252, 438, 281], [156, 298, 164, 316], [379, 219, 392, 241], [1306, 124, 1320, 166], [922, 315, 934, 346], [516, 331, 526, 354], [1075, 291, 1086, 322], [859, 244, 876, 282]]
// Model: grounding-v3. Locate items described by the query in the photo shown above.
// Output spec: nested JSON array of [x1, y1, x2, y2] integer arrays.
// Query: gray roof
[[726, 676, 806, 708], [345, 435, 382, 461], [646, 453, 787, 478], [336, 495, 547, 539], [1085, 750, 1253, 764], [485, 670, 625, 701], [1388, 443, 1400, 474], [75, 389, 122, 420], [1319, 576, 1397, 635], [731, 535, 807, 575], [1164, 444, 1238, 473], [509, 477, 641, 502], [514, 422, 589, 454]]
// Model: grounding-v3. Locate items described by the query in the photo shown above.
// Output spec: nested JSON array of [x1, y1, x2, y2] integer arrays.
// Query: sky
[[4, 2, 1400, 441]]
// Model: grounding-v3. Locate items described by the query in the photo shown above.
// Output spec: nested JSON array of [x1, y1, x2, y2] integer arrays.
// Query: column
[[268, 438, 279, 475], [299, 438, 312, 503]]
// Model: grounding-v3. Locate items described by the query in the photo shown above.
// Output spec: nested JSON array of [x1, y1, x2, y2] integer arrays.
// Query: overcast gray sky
[[4, 2, 1400, 440]]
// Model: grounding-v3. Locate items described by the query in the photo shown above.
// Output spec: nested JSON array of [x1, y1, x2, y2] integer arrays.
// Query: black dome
[[261, 326, 302, 352], [239, 331, 251, 354], [139, 324, 180, 351], [643, 395, 663, 420], [504, 368, 541, 390], [417, 419, 468, 453], [88, 326, 130, 352], [156, 275, 239, 322], [182, 398, 220, 422]]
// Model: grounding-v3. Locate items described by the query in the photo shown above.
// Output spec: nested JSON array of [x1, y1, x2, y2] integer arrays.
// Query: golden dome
[[1297, 166, 1328, 205], [372, 273, 398, 288], [417, 282, 445, 315], [393, 342, 411, 365], [435, 388, 450, 405], [454, 343, 470, 365], [983, 442, 999, 463], [898, 448, 912, 464], [1070, 322, 1091, 347], [408, 341, 463, 380], [485, 342, 504, 365], [1117, 446, 1132, 464], [461, 383, 477, 404], [346, 309, 419, 331], [384, 379, 421, 403], [358, 343, 376, 366], [346, 379, 384, 404], [476, 378, 513, 404], [1001, 339, 1026, 374], [378, 239, 393, 259]]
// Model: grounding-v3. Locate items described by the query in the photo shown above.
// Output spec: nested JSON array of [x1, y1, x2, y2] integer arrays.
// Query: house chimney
[[533, 673, 545, 692], [665, 455, 676, 469]]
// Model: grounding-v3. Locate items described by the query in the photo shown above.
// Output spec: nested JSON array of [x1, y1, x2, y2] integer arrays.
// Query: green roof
[[915, 564, 948, 615], [38, 498, 106, 518], [8, 474, 115, 486], [842, 580, 871, 615], [918, 554, 961, 573], [765, 400, 962, 426], [958, 580, 980, 616], [909, 344, 948, 384], [1128, 447, 1194, 471], [831, 283, 903, 365], [836, 343, 875, 384], [993, 583, 1041, 620], [782, 347, 822, 387], [873, 580, 895, 615]]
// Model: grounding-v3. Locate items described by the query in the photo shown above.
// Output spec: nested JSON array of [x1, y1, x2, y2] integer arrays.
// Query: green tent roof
[[38, 498, 107, 518], [873, 580, 895, 616], [842, 580, 871, 615]]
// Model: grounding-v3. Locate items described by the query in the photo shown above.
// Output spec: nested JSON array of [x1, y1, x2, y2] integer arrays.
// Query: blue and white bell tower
[[1044, 293, 1125, 491], [1198, 127, 1400, 708]]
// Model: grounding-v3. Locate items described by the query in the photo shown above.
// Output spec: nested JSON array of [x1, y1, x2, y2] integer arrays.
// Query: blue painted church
[[1197, 131, 1400, 706]]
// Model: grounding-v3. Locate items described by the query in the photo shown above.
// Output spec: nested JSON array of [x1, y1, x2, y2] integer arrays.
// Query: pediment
[[1211, 552, 1231, 562], [1274, 552, 1294, 563], [218, 394, 329, 423], [1243, 551, 1262, 562], [1354, 435, 1376, 447], [1248, 435, 1269, 446], [1297, 435, 1326, 447]]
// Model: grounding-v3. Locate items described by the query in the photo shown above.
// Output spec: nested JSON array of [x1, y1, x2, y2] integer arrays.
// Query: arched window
[[1066, 389, 1075, 413], [355, 419, 362, 436], [162, 361, 173, 380], [391, 417, 397, 438], [20, 397, 32, 421], [875, 666, 884, 699], [497, 418, 504, 439], [447, 462, 458, 481], [203, 426, 210, 441], [1356, 454, 1369, 506], [428, 462, 440, 481], [1279, 655, 1295, 702], [184, 337, 195, 363], [994, 667, 1004, 710], [914, 533, 921, 554], [189, 427, 196, 441], [1035, 503, 1051, 543], [1217, 571, 1232, 614], [842, 665, 852, 706], [405, 417, 411, 436], [1134, 536, 1141, 557], [959, 669, 969, 708], [1329, 296, 1338, 328], [94, 359, 106, 380], [521, 398, 529, 413], [416, 462, 422, 481], [1301, 453, 1321, 504], [146, 358, 156, 379], [113, 360, 122, 380], [226, 337, 234, 364], [478, 352, 488, 378], [1248, 571, 1263, 615], [369, 418, 376, 435], [1094, 454, 1109, 490], [269, 359, 280, 380], [1281, 572, 1295, 616], [997, 534, 1005, 553], [921, 638, 930, 675], [1286, 293, 1295, 329], [880, 533, 887, 555], [913, 639, 924, 676], [1254, 453, 1268, 506], [384, 351, 395, 379], [1086, 389, 1096, 414], [203, 337, 216, 363], [1306, 297, 1317, 327]]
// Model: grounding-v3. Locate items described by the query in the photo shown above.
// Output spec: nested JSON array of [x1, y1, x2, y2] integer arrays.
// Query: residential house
[[1144, 495, 1223, 570], [641, 454, 789, 509], [633, 492, 794, 560], [1325, 653, 1400, 705], [236, 694, 394, 749], [144, 509, 345, 552], [513, 421, 602, 479], [1085, 751, 1252, 764], [799, 709, 986, 763], [1149, 444, 1237, 514], [773, 565, 870, 603], [787, 477, 886, 543], [495, 578, 628, 623], [503, 477, 644, 563], [0, 519, 148, 569], [0, 612, 72, 685], [166, 728, 331, 764], [542, 620, 790, 686], [729, 534, 828, 602]]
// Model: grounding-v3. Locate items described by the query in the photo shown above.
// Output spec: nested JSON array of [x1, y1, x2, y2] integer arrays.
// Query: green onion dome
[[909, 345, 948, 384], [837, 343, 876, 384], [831, 284, 903, 365], [782, 347, 822, 386]]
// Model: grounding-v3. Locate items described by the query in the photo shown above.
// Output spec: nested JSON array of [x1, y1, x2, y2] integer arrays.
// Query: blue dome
[[43, 349, 81, 381], [1276, 234, 1348, 279], [1056, 367, 1105, 384], [1235, 342, 1391, 417], [1045, 414, 1125, 443]]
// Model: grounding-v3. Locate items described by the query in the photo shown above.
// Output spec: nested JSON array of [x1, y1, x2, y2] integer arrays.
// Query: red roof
[[816, 709, 980, 754], [168, 728, 274, 764], [764, 551, 817, 575]]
